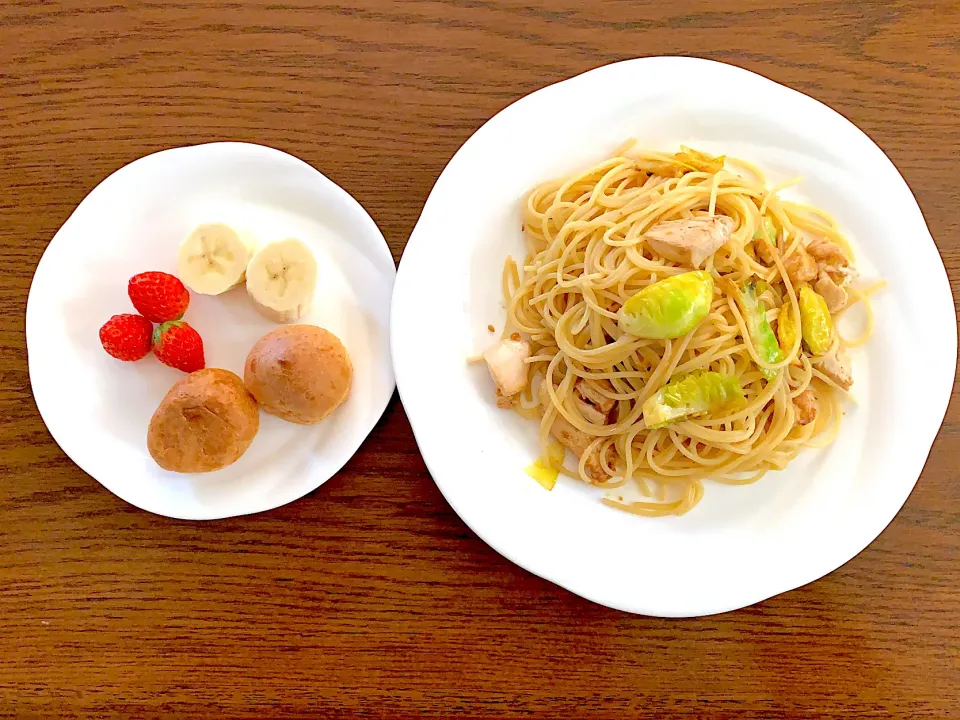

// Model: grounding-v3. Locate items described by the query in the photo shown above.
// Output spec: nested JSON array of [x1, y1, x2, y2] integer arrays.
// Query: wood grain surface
[[1, 1, 958, 717]]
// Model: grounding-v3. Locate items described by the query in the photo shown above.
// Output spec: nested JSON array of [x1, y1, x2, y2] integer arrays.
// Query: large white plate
[[392, 57, 956, 616], [27, 142, 396, 520]]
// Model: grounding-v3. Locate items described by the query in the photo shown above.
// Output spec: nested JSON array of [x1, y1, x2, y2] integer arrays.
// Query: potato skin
[[243, 325, 352, 425], [147, 369, 259, 473]]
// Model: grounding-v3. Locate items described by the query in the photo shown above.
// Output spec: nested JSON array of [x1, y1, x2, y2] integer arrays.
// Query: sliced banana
[[177, 223, 258, 296], [245, 238, 318, 323]]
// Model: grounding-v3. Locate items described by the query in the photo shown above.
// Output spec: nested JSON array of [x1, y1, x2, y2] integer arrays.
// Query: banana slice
[[177, 223, 258, 295], [245, 238, 318, 323]]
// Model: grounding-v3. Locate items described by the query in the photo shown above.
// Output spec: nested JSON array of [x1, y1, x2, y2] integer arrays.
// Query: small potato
[[147, 368, 259, 473], [244, 325, 352, 425]]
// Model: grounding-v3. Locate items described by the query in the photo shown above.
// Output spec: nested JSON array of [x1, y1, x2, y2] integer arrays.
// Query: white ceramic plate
[[392, 57, 956, 616], [27, 142, 396, 520]]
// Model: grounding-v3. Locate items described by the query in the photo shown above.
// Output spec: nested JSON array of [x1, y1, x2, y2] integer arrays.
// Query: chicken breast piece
[[792, 388, 818, 425], [574, 395, 609, 425], [644, 216, 735, 268], [549, 413, 613, 482], [783, 244, 818, 286], [483, 339, 531, 402], [814, 272, 848, 313], [539, 380, 613, 481], [814, 345, 853, 391], [755, 237, 777, 266], [575, 379, 615, 412], [574, 379, 616, 425], [495, 391, 515, 410], [808, 238, 855, 285]]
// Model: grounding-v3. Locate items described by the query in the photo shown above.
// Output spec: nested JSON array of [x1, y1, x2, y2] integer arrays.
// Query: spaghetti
[[488, 141, 875, 517]]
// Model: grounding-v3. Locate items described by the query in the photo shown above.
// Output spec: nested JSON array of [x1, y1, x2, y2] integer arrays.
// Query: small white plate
[[392, 57, 956, 616], [27, 142, 396, 520]]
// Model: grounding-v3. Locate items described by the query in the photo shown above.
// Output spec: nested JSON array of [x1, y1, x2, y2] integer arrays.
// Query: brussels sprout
[[620, 271, 714, 339], [777, 303, 797, 355], [642, 371, 745, 429], [741, 280, 784, 380], [799, 285, 833, 355]]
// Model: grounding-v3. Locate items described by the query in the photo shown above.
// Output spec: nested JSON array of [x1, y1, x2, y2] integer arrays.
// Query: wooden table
[[2, 1, 957, 717]]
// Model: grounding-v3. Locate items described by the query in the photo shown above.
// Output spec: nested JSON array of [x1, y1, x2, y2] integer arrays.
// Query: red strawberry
[[152, 321, 205, 373], [100, 314, 153, 361], [128, 272, 190, 323]]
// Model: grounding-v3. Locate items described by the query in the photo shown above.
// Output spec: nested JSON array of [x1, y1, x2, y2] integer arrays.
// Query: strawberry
[[100, 314, 154, 361], [152, 321, 205, 373], [128, 272, 190, 323]]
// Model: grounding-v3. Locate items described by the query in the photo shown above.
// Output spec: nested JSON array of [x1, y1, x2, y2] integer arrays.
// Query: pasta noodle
[[491, 140, 874, 517]]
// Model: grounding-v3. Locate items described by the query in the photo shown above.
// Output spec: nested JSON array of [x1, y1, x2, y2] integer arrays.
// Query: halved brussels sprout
[[799, 285, 833, 355], [741, 280, 784, 380], [620, 271, 714, 339], [777, 303, 797, 355], [642, 371, 745, 429]]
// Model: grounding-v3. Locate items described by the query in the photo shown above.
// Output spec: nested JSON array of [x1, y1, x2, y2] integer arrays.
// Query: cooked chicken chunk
[[792, 389, 818, 425], [814, 272, 848, 313], [644, 215, 735, 268], [574, 395, 609, 425], [814, 344, 853, 391], [755, 236, 777, 266], [808, 238, 855, 285], [495, 390, 515, 409], [783, 243, 818, 286], [539, 380, 613, 481], [549, 413, 613, 482], [483, 339, 530, 403], [573, 378, 615, 425]]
